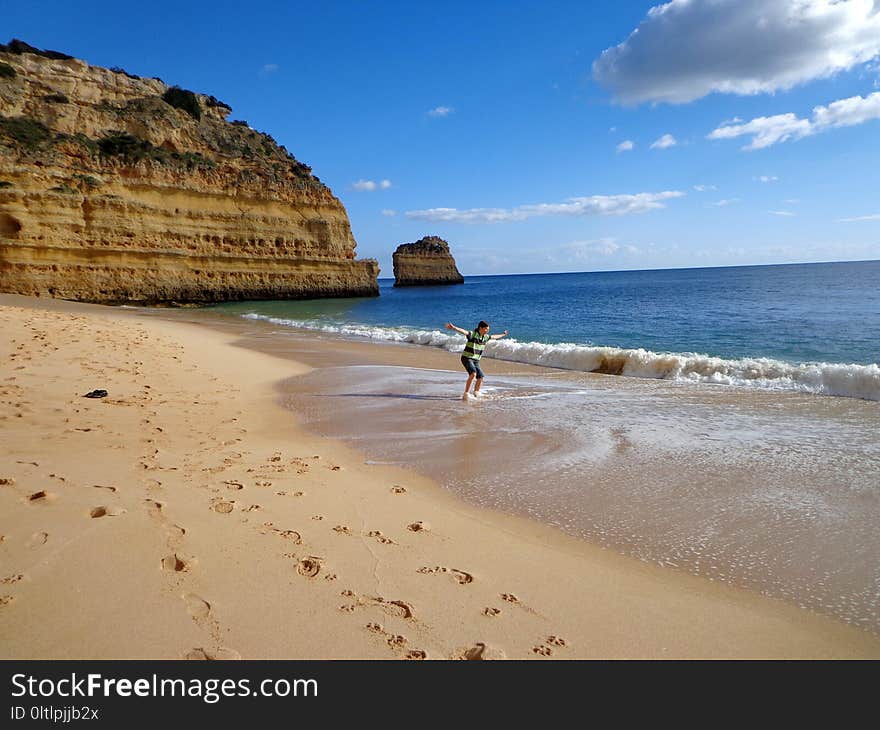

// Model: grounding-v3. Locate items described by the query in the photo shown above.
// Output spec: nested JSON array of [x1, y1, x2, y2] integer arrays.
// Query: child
[[445, 320, 509, 398]]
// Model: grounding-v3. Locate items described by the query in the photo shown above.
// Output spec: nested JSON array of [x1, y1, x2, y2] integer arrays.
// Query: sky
[[4, 0, 880, 276]]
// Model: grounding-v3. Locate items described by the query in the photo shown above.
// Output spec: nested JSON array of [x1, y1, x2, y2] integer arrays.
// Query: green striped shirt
[[462, 330, 490, 360]]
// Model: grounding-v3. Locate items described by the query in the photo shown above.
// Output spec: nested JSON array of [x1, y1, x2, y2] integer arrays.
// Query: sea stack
[[392, 235, 464, 287], [0, 39, 379, 304]]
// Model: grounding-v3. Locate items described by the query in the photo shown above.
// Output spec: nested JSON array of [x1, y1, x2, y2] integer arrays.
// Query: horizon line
[[376, 257, 880, 280]]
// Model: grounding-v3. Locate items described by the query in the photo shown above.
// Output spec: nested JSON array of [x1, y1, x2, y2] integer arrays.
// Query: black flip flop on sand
[[83, 389, 108, 398]]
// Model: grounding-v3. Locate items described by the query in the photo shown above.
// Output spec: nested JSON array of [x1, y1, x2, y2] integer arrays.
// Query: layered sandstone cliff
[[0, 40, 378, 304], [392, 235, 464, 287]]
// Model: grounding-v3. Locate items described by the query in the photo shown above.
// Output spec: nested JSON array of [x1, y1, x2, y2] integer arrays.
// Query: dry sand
[[1, 293, 878, 659]]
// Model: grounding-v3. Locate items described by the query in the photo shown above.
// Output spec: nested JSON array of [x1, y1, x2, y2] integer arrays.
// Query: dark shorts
[[461, 355, 484, 379]]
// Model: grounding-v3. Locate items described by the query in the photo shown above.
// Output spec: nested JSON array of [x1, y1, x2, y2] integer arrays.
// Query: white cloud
[[650, 133, 677, 149], [709, 91, 880, 149], [616, 140, 635, 152], [709, 113, 812, 150], [557, 238, 644, 261], [261, 63, 279, 74], [381, 209, 397, 217], [693, 184, 717, 192], [755, 175, 779, 183], [770, 210, 797, 216], [839, 213, 880, 222], [457, 237, 646, 274], [593, 0, 880, 105], [352, 179, 392, 192], [405, 191, 684, 224], [428, 106, 454, 117], [706, 198, 740, 208], [609, 126, 617, 132]]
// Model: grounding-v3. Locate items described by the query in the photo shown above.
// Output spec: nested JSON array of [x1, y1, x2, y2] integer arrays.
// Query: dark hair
[[477, 321, 489, 329]]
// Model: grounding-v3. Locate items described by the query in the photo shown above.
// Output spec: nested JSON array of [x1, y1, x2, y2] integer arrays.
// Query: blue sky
[[5, 0, 880, 275]]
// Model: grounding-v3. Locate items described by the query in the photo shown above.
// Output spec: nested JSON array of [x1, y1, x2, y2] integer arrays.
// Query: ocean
[[218, 260, 880, 401], [199, 260, 880, 632]]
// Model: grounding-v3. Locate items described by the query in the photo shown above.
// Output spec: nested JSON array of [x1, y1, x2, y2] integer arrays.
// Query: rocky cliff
[[0, 40, 378, 304], [392, 235, 464, 287]]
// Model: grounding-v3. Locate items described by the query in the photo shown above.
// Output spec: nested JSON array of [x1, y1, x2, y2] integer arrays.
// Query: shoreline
[[2, 293, 879, 658], [175, 304, 880, 635]]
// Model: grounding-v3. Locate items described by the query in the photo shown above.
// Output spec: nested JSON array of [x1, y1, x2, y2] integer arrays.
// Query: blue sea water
[[216, 260, 880, 400]]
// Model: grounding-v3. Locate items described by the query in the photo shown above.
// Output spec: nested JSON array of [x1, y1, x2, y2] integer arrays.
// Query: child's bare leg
[[473, 376, 483, 394], [464, 372, 475, 395]]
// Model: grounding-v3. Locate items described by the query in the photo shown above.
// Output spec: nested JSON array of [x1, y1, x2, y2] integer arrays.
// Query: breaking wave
[[241, 314, 880, 401]]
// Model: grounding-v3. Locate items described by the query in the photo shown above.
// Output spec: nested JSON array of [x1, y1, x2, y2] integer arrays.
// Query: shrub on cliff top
[[205, 94, 231, 111], [1, 39, 73, 60], [161, 86, 201, 120], [110, 66, 141, 80], [0, 62, 15, 79], [0, 116, 52, 149]]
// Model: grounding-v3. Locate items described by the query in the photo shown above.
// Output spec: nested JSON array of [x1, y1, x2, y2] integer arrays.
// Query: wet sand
[[1, 293, 879, 658]]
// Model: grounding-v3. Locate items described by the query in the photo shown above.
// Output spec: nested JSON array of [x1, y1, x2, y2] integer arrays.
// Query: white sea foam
[[241, 314, 880, 401]]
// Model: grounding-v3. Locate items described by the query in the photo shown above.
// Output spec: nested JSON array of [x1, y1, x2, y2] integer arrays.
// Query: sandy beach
[[2, 293, 879, 659]]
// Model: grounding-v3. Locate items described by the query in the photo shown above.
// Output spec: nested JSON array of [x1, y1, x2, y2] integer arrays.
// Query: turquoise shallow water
[[215, 260, 880, 400]]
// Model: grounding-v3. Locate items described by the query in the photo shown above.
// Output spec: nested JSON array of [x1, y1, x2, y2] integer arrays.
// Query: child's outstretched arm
[[490, 329, 509, 340], [445, 322, 468, 335]]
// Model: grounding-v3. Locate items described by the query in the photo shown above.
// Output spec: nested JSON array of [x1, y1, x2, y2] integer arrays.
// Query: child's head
[[477, 320, 490, 334]]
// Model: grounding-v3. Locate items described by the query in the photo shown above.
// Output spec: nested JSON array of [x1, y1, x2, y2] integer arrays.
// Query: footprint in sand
[[89, 506, 126, 518], [165, 524, 186, 540], [93, 485, 117, 493], [212, 501, 234, 514], [160, 554, 189, 572], [361, 620, 426, 659], [26, 490, 50, 503], [296, 557, 324, 578], [366, 530, 395, 545], [1, 574, 23, 585], [145, 499, 165, 519], [183, 647, 241, 661], [339, 590, 415, 619], [0, 477, 15, 486], [391, 486, 407, 494], [417, 566, 473, 585], [333, 525, 352, 536], [483, 607, 502, 617], [0, 596, 14, 607], [223, 481, 244, 490], [311, 515, 324, 521], [407, 521, 430, 533], [386, 634, 407, 650], [26, 532, 48, 548], [454, 642, 505, 660], [183, 593, 211, 620]]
